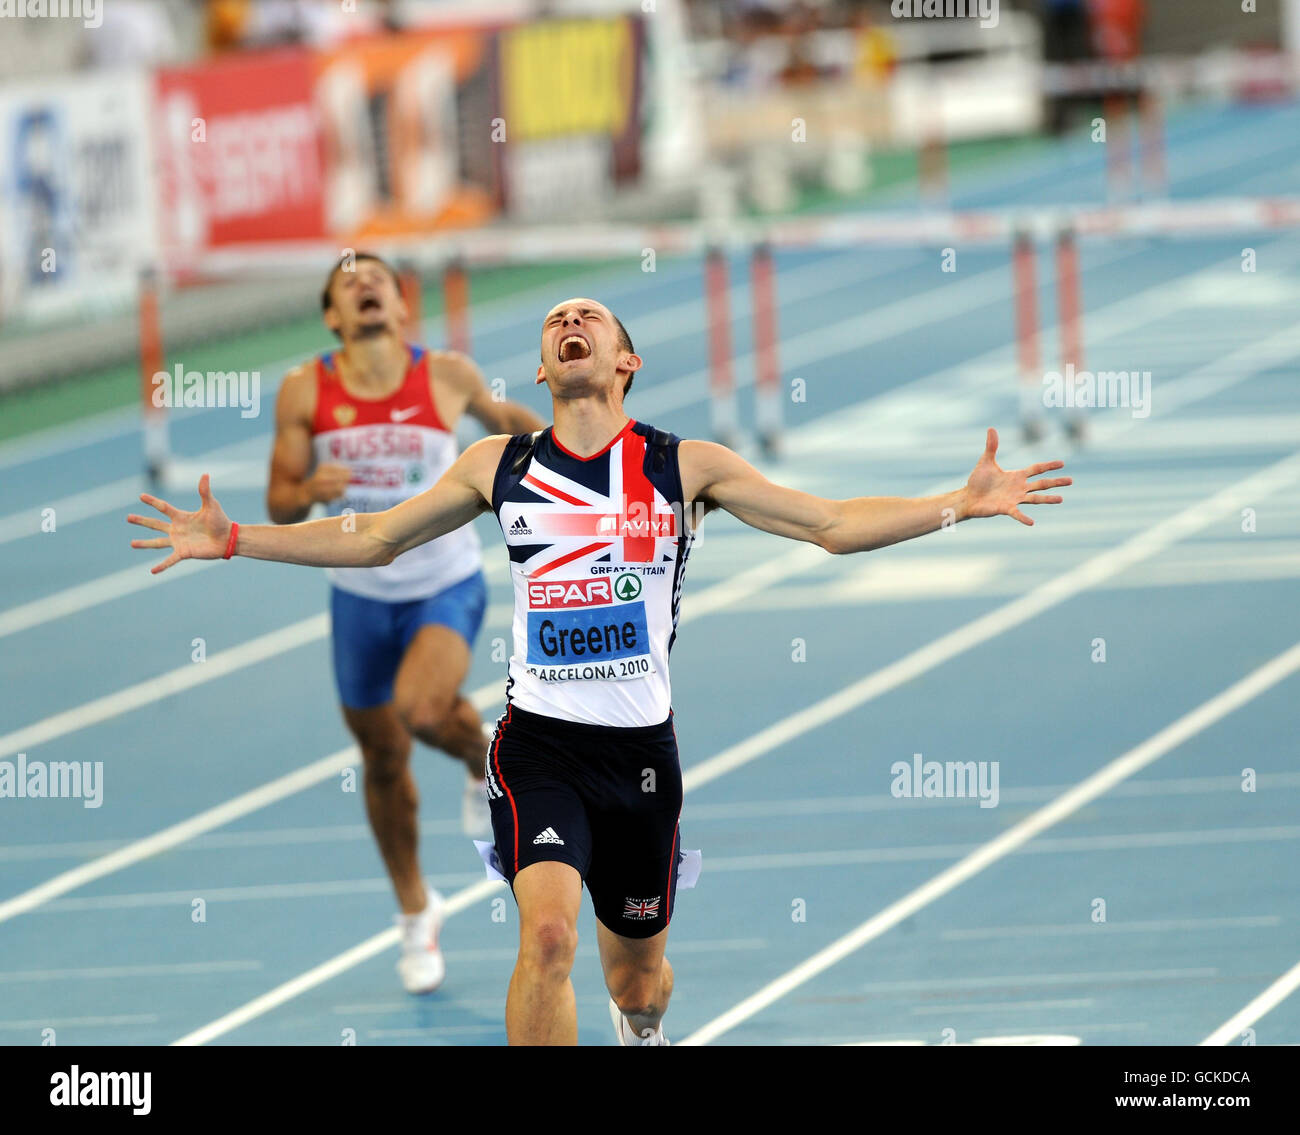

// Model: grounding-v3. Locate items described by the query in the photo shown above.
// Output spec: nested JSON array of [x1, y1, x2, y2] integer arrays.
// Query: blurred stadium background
[[3, 0, 1300, 1049]]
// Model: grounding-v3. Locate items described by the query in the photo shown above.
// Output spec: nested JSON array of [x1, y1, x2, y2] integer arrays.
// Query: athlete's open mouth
[[359, 294, 381, 313], [558, 334, 591, 362]]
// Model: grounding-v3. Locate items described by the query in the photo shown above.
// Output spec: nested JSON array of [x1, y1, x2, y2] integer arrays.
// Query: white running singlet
[[492, 420, 694, 728], [311, 345, 482, 602]]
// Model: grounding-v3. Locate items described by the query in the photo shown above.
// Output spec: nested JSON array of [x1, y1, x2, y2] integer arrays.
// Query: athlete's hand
[[961, 428, 1072, 526], [128, 474, 233, 574], [305, 463, 352, 504]]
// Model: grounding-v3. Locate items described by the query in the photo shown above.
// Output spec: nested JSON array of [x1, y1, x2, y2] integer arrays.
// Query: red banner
[[154, 49, 326, 255]]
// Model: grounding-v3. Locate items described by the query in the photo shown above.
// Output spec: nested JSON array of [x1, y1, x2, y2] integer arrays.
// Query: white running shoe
[[608, 998, 669, 1046], [461, 774, 492, 838], [396, 891, 446, 994]]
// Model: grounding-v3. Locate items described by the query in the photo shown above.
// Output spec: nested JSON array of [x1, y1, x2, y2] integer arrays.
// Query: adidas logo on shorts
[[509, 515, 532, 536], [532, 827, 564, 845]]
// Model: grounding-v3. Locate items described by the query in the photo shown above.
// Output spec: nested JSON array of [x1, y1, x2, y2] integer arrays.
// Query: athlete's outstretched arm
[[682, 429, 1071, 555], [128, 435, 507, 575]]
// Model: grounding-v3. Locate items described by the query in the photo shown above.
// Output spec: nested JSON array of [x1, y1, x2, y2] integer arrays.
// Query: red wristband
[[223, 522, 239, 560]]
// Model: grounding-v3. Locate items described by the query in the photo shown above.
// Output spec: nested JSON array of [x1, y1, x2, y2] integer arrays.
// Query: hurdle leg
[[443, 258, 470, 355], [705, 246, 739, 449], [1056, 227, 1088, 443], [1104, 93, 1133, 202], [138, 266, 169, 488], [1014, 232, 1045, 443], [399, 261, 423, 343], [1139, 88, 1167, 198], [751, 243, 782, 459]]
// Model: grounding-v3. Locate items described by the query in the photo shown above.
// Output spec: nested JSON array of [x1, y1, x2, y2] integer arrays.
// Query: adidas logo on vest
[[532, 827, 564, 845]]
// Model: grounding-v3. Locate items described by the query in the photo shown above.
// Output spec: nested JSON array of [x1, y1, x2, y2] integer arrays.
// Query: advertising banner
[[0, 69, 156, 325], [312, 27, 499, 240], [154, 49, 326, 260], [497, 15, 645, 219]]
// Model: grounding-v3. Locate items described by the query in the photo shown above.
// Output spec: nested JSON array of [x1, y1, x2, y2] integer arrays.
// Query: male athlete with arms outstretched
[[267, 253, 543, 994], [130, 297, 1071, 1045]]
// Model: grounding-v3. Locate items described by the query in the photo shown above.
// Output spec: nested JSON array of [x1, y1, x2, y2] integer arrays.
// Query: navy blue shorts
[[485, 704, 683, 939], [330, 572, 488, 710]]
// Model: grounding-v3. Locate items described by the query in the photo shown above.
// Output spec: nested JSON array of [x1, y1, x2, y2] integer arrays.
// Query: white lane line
[[0, 961, 262, 982], [169, 452, 1300, 1045], [0, 476, 145, 546], [0, 558, 218, 640], [0, 746, 354, 925], [859, 968, 1218, 993], [0, 1014, 158, 1031], [818, 1023, 1147, 1044], [679, 637, 1300, 1046], [0, 614, 329, 760], [0, 815, 476, 862], [741, 556, 1300, 609], [1024, 825, 1300, 852], [942, 917, 1282, 941], [41, 879, 451, 912], [910, 999, 1095, 1015], [697, 826, 1300, 872], [1200, 958, 1300, 1046], [685, 775, 1300, 820], [0, 406, 139, 472], [367, 1025, 504, 1038], [682, 450, 1300, 794], [0, 434, 265, 546], [171, 878, 500, 1046]]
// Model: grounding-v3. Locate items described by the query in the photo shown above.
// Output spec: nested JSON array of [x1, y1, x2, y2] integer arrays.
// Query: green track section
[[0, 132, 1050, 445]]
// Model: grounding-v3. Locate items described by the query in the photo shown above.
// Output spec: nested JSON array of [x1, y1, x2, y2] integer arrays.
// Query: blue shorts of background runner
[[330, 571, 488, 710]]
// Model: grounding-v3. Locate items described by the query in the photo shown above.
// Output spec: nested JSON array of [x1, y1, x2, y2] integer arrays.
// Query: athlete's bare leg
[[597, 922, 674, 1040], [392, 624, 487, 777], [507, 861, 583, 1045], [340, 625, 484, 917], [341, 704, 425, 914]]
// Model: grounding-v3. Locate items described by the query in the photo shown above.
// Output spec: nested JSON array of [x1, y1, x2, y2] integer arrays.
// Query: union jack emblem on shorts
[[623, 896, 661, 920]]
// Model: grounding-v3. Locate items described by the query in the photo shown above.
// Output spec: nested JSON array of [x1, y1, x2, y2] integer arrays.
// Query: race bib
[[524, 600, 655, 682]]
